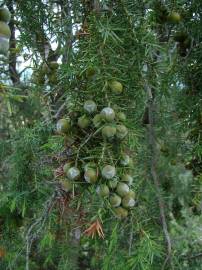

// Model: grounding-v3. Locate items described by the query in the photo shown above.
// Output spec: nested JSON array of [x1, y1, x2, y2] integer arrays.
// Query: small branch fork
[[75, 126, 103, 167], [25, 184, 68, 270]]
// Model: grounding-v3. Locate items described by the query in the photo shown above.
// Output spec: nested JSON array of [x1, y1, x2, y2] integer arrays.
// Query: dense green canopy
[[0, 1, 201, 269]]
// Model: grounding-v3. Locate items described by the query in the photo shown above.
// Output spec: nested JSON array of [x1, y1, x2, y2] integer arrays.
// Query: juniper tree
[[0, 1, 201, 270]]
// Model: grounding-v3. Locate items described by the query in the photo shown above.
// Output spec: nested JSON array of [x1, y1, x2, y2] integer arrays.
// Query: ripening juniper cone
[[56, 98, 136, 218], [0, 7, 11, 55], [109, 80, 123, 94], [56, 118, 71, 134], [0, 7, 11, 23], [167, 11, 181, 23]]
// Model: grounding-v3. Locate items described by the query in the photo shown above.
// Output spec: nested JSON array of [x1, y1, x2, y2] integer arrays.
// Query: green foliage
[[0, 0, 202, 269], [126, 231, 163, 270]]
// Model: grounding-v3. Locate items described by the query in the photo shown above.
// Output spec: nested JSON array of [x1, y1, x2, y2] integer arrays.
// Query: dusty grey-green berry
[[101, 107, 115, 122], [59, 179, 73, 192], [93, 114, 102, 127], [116, 125, 128, 140], [102, 125, 116, 140], [63, 162, 72, 175], [56, 118, 71, 134], [67, 167, 80, 181], [122, 194, 136, 208], [121, 174, 133, 185], [116, 182, 129, 197], [108, 180, 118, 189], [77, 115, 90, 129], [120, 153, 132, 166], [101, 165, 116, 180], [109, 80, 123, 94], [116, 112, 126, 122], [113, 207, 128, 218], [110, 193, 122, 207], [84, 100, 97, 114], [0, 7, 11, 23], [84, 168, 98, 183], [96, 184, 110, 197]]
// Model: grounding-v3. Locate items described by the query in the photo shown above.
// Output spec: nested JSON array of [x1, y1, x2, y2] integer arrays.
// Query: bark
[[8, 0, 20, 85]]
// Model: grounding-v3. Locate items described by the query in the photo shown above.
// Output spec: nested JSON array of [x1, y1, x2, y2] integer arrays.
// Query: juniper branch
[[145, 82, 173, 270], [25, 190, 57, 270]]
